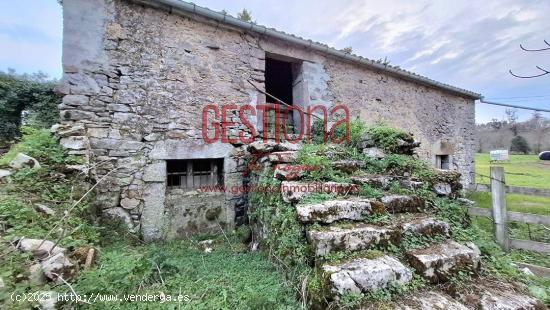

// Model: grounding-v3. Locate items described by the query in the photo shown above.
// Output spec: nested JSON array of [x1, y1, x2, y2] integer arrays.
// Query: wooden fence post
[[491, 166, 509, 251]]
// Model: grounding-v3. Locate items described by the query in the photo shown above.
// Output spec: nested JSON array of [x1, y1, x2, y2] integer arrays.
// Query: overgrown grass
[[467, 191, 550, 216], [69, 240, 300, 310], [475, 153, 550, 189]]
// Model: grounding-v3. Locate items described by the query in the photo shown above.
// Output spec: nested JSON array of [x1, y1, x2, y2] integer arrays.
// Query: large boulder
[[9, 153, 41, 170], [323, 256, 412, 296], [296, 198, 384, 224]]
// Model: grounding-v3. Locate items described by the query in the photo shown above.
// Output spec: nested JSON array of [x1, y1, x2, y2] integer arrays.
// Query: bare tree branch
[[509, 67, 550, 79], [520, 40, 550, 52]]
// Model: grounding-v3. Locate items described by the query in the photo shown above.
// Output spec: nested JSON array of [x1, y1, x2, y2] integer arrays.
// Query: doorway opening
[[264, 56, 298, 134]]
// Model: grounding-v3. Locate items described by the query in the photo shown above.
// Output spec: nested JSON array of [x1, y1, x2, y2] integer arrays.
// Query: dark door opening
[[265, 57, 294, 133]]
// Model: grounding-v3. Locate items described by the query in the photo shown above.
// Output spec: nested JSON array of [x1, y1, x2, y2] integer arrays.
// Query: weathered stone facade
[[58, 0, 478, 241]]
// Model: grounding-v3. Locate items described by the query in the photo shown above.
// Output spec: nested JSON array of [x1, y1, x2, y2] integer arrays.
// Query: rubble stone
[[9, 153, 41, 170]]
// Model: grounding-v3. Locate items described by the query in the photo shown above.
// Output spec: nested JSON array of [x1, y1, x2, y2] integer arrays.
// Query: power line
[[485, 94, 550, 100], [479, 98, 550, 113]]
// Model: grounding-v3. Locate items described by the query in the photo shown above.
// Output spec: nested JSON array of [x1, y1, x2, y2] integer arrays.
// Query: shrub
[[510, 135, 531, 154], [0, 71, 59, 142], [366, 125, 411, 153]]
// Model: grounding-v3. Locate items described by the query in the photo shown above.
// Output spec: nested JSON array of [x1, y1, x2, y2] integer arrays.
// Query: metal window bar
[[167, 159, 222, 190]]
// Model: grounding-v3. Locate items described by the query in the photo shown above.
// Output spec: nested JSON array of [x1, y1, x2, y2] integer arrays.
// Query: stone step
[[307, 217, 450, 256], [406, 241, 481, 283], [456, 281, 546, 310], [280, 181, 358, 203], [351, 175, 424, 190], [331, 160, 365, 173], [394, 291, 469, 310], [400, 217, 450, 238], [322, 255, 412, 297], [381, 195, 424, 213], [307, 223, 399, 256], [296, 198, 384, 224]]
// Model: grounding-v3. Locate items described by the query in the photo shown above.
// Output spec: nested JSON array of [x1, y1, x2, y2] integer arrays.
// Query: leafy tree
[[341, 47, 353, 54], [237, 9, 253, 22], [0, 70, 59, 142], [510, 135, 531, 154]]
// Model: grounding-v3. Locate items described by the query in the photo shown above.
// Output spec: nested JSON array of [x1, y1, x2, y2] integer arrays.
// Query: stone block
[[281, 181, 358, 203], [60, 136, 89, 150], [381, 195, 424, 213], [407, 241, 480, 282], [296, 198, 383, 224], [323, 256, 412, 296], [143, 162, 166, 182], [62, 94, 89, 106], [307, 223, 399, 256], [401, 217, 450, 238]]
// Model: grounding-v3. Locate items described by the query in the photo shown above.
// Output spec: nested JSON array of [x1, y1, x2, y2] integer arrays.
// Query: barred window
[[167, 159, 223, 189]]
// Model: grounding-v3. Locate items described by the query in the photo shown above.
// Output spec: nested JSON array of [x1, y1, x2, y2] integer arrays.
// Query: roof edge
[[129, 0, 482, 100]]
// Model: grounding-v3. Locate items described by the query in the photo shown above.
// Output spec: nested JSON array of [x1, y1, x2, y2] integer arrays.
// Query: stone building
[[57, 0, 481, 241]]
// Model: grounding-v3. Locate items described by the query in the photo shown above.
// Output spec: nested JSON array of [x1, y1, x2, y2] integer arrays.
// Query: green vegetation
[[475, 153, 550, 189], [71, 240, 300, 310], [510, 135, 532, 154], [467, 191, 550, 216], [0, 71, 59, 143], [0, 129, 299, 310]]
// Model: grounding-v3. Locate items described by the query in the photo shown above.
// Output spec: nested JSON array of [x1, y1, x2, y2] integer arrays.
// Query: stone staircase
[[282, 179, 544, 309], [247, 142, 546, 309]]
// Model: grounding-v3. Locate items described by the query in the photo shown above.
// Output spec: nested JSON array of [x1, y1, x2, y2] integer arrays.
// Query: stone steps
[[296, 198, 384, 224], [406, 240, 481, 283], [307, 217, 450, 256], [322, 255, 412, 297]]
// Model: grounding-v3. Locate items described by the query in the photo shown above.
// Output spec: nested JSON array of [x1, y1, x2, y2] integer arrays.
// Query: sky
[[1, 0, 549, 123]]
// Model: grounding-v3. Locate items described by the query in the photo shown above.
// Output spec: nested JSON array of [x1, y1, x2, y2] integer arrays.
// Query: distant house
[[57, 0, 481, 241]]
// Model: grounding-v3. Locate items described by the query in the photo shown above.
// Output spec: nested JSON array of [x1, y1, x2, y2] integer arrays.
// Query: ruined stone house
[[57, 0, 481, 241]]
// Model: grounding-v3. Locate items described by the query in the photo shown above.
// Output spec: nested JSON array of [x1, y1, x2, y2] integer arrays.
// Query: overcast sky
[[1, 0, 549, 123]]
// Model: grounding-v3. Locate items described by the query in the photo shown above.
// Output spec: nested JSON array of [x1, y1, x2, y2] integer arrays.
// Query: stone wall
[[58, 0, 476, 241]]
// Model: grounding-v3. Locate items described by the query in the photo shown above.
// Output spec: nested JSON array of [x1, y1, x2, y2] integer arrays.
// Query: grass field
[[472, 153, 550, 216], [475, 153, 550, 189]]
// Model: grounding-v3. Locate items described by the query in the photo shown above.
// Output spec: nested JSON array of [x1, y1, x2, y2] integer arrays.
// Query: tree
[[510, 135, 531, 154], [505, 108, 519, 136], [237, 9, 253, 22], [341, 47, 353, 54], [0, 71, 59, 142]]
